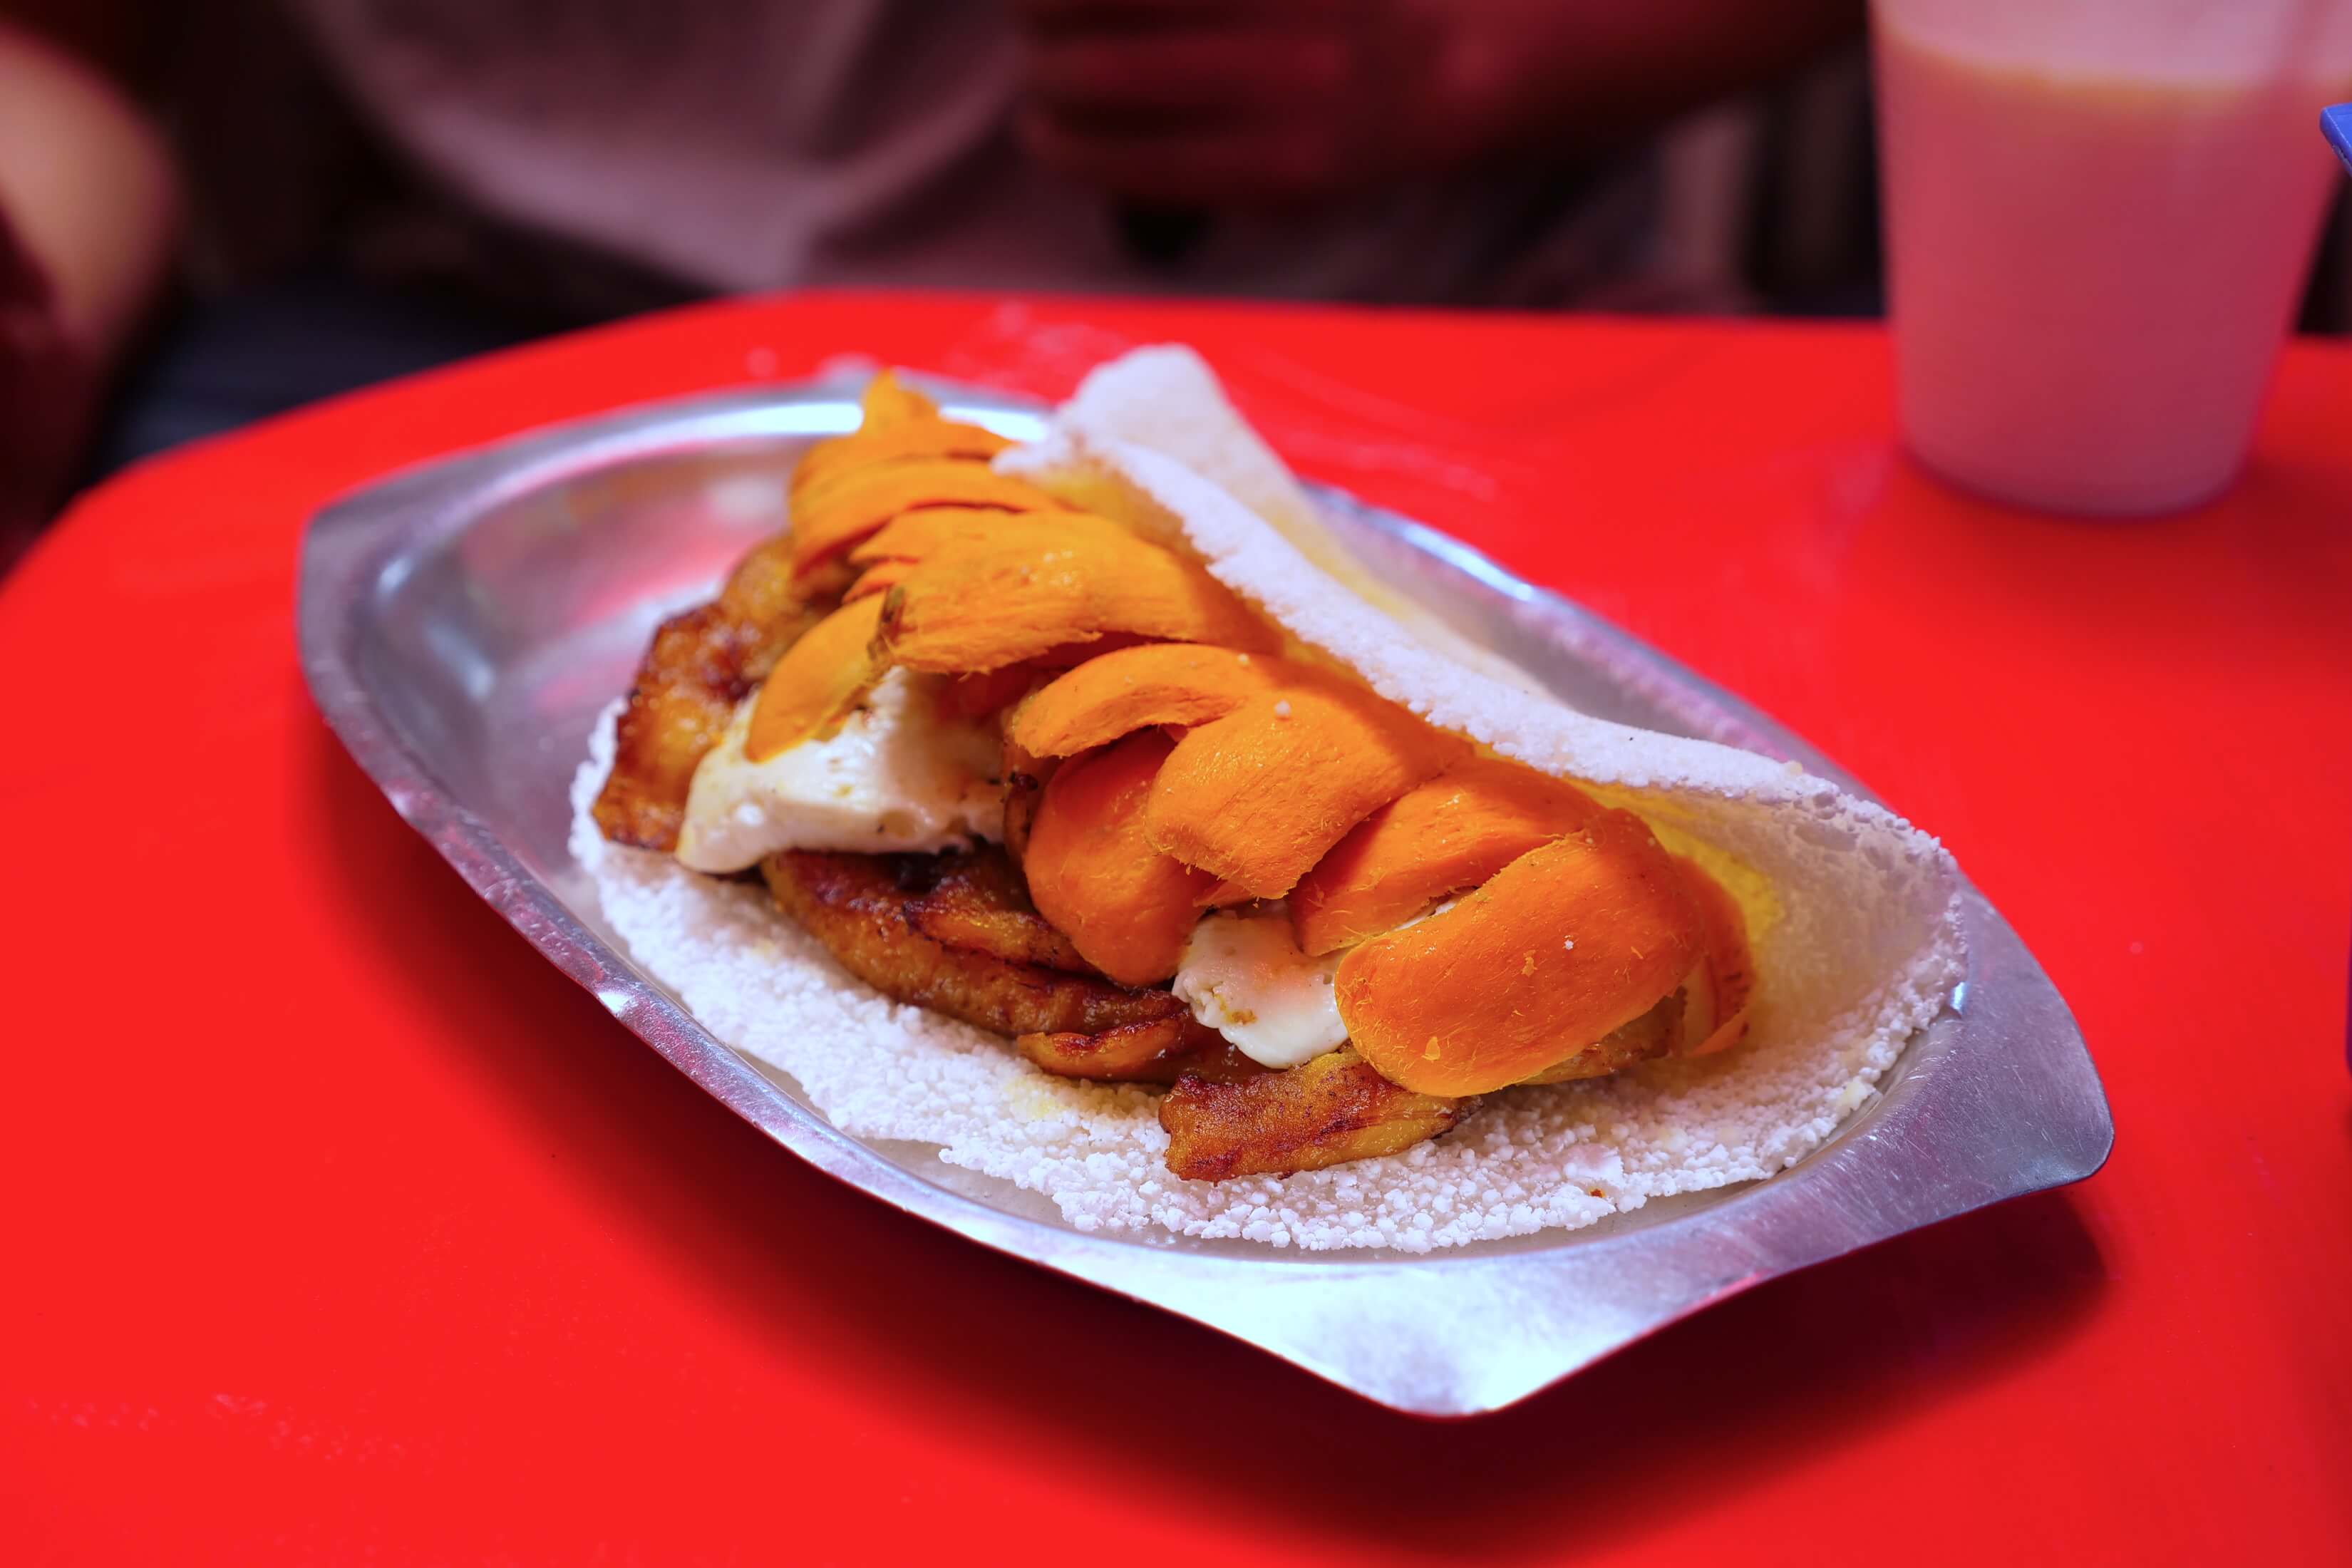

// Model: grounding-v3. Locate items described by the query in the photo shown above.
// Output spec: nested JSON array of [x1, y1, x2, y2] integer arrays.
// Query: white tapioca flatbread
[[574, 347, 1964, 1252]]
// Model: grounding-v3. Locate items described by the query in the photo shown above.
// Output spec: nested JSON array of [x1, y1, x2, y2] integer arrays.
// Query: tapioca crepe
[[570, 347, 1964, 1252]]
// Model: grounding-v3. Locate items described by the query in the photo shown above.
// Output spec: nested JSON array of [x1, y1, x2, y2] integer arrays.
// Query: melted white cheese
[[1173, 908, 1348, 1069], [674, 669, 1002, 873]]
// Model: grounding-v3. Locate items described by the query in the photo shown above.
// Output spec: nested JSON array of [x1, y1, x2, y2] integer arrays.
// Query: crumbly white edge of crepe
[[568, 347, 1966, 1254]]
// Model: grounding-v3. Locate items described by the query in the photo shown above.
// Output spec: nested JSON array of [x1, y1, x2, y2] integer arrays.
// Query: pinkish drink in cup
[[1874, 0, 2352, 515]]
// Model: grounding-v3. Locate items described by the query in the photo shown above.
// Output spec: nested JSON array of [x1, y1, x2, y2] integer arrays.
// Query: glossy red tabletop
[[5, 295, 2348, 1564]]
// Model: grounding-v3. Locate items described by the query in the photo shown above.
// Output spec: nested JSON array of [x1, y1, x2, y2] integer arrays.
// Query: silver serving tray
[[298, 371, 2112, 1416]]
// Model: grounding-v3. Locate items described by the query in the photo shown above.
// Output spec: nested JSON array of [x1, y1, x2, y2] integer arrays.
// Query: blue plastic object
[[2326, 105, 2352, 175]]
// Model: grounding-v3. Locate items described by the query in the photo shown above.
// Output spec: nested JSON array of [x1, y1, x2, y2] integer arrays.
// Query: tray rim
[[296, 371, 2114, 1415]]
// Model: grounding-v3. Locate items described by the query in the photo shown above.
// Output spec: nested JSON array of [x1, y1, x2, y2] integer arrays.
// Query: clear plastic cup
[[1873, 0, 2352, 515]]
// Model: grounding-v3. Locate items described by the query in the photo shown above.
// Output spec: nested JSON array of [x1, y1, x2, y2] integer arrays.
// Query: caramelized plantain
[[763, 851, 1188, 1041], [1159, 1048, 1466, 1182], [592, 532, 825, 850], [895, 847, 1093, 974], [1017, 1014, 1265, 1085], [718, 532, 825, 685]]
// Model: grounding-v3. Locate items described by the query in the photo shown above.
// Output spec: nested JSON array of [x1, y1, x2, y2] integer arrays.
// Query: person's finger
[[1018, 104, 1353, 207], [1024, 30, 1351, 121]]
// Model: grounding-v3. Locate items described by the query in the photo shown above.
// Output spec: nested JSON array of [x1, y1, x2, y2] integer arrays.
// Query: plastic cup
[[1873, 0, 2352, 515]]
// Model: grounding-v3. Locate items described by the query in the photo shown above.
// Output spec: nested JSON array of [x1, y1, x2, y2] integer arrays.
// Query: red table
[[5, 295, 2348, 1564]]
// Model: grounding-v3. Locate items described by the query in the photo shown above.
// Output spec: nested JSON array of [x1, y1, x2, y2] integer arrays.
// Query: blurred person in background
[[0, 0, 1874, 565], [0, 17, 177, 561]]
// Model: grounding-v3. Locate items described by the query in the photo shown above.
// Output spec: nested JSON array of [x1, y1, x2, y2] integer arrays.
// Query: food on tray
[[594, 370, 1746, 1171], [573, 349, 1963, 1251]]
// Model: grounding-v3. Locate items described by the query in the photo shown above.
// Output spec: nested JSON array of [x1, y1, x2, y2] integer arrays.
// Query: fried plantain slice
[[1017, 1014, 1266, 1085], [1159, 1048, 1466, 1182], [763, 851, 1188, 1041], [592, 604, 753, 850], [716, 532, 823, 686], [895, 847, 1093, 974], [592, 532, 825, 850]]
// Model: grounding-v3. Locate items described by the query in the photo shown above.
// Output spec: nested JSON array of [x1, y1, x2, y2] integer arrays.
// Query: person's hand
[[1011, 0, 1485, 208], [1011, 0, 1865, 209]]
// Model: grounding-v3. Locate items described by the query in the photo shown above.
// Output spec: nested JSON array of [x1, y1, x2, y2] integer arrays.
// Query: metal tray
[[297, 371, 2113, 1416]]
